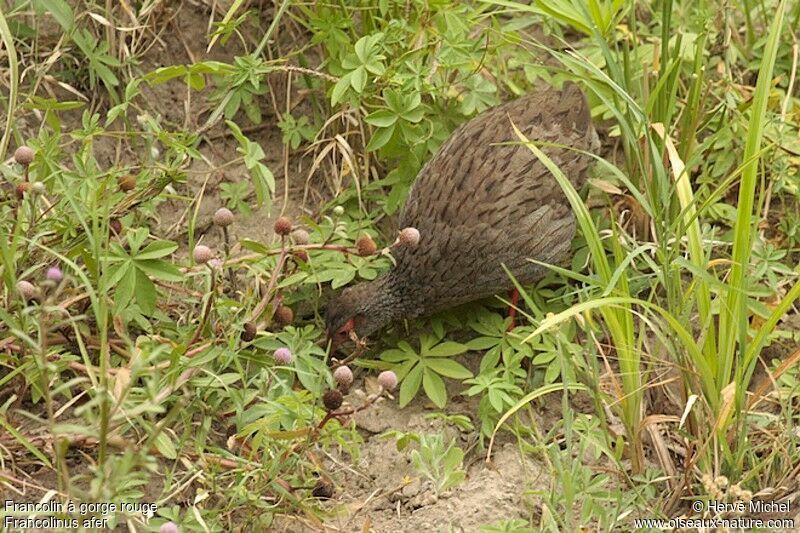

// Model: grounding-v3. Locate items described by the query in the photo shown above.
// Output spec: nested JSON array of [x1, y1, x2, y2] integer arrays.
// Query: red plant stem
[[315, 392, 384, 431]]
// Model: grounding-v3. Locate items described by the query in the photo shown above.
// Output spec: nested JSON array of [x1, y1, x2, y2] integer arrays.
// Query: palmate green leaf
[[331, 74, 351, 106], [331, 269, 356, 289], [350, 66, 367, 92], [423, 369, 447, 408], [426, 341, 468, 357], [381, 348, 414, 363], [135, 269, 157, 315], [401, 107, 425, 123], [365, 110, 398, 127], [397, 340, 416, 354], [465, 336, 500, 350], [391, 359, 418, 381], [366, 124, 395, 152], [115, 266, 137, 311], [426, 358, 473, 379], [399, 364, 424, 407], [136, 240, 178, 260], [126, 228, 150, 255], [488, 388, 504, 412], [135, 259, 182, 282], [106, 260, 134, 287]]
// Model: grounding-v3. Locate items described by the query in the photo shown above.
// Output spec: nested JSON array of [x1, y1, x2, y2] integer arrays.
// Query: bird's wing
[[392, 83, 595, 312]]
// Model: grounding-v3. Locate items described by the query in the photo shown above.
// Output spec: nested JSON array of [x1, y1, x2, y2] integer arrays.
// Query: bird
[[326, 82, 598, 347]]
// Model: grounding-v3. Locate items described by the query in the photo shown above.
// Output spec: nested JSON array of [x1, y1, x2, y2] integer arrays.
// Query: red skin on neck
[[329, 318, 356, 351]]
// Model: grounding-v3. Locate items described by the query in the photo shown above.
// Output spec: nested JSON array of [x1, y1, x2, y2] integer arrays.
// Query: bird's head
[[325, 280, 396, 349]]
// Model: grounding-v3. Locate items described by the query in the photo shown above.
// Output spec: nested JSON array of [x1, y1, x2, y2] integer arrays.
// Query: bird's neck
[[362, 272, 419, 327]]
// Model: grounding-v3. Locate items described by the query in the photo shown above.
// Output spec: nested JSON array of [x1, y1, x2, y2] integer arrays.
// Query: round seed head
[[118, 175, 136, 192], [294, 250, 309, 262], [332, 206, 345, 216], [30, 182, 46, 195], [46, 266, 63, 282], [333, 366, 354, 387], [208, 258, 223, 270], [14, 146, 34, 166], [193, 244, 214, 264], [213, 207, 234, 227], [323, 389, 343, 411], [398, 227, 421, 247], [109, 219, 123, 235], [273, 216, 292, 236], [241, 322, 257, 342], [274, 305, 294, 326], [377, 370, 398, 391], [159, 522, 179, 533], [356, 234, 377, 256], [16, 280, 36, 300], [312, 479, 335, 500], [274, 347, 293, 365], [291, 229, 310, 245]]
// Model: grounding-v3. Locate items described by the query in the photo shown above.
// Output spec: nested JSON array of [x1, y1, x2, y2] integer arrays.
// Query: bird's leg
[[506, 288, 520, 332]]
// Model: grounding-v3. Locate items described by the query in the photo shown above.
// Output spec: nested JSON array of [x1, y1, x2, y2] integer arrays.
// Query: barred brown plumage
[[326, 83, 598, 344]]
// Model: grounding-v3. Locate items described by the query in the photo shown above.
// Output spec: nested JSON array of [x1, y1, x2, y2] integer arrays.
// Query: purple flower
[[274, 347, 293, 365], [46, 266, 63, 282], [159, 522, 179, 533]]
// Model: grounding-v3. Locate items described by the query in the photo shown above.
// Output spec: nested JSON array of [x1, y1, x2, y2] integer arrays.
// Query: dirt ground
[[83, 3, 559, 530], [13, 2, 800, 531]]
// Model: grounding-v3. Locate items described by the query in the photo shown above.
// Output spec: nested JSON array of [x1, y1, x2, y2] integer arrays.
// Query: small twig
[[249, 238, 289, 323], [187, 266, 217, 346], [180, 242, 356, 274]]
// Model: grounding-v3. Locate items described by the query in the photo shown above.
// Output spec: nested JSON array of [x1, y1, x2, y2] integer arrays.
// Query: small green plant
[[380, 333, 473, 408], [384, 430, 467, 495], [411, 433, 466, 494], [278, 114, 316, 150]]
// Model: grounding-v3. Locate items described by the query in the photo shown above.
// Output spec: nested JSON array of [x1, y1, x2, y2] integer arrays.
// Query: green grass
[[1, 0, 799, 530]]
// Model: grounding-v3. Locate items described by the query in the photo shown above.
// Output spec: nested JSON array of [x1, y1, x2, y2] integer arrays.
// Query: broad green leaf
[[426, 341, 468, 357], [137, 240, 178, 260], [114, 266, 136, 311], [366, 124, 395, 152], [426, 358, 473, 379], [134, 270, 157, 315], [331, 74, 351, 106], [399, 364, 424, 407], [135, 259, 182, 282], [465, 336, 499, 350], [365, 110, 398, 127], [422, 369, 447, 408]]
